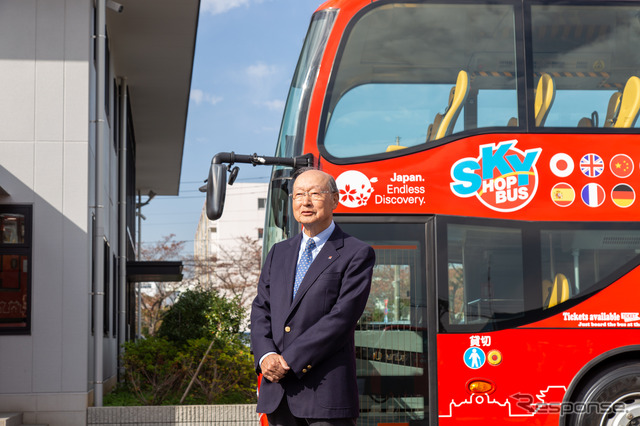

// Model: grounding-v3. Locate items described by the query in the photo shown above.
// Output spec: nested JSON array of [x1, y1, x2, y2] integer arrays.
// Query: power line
[[179, 176, 270, 185]]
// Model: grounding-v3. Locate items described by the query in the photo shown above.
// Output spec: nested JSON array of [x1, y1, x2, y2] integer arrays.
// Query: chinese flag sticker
[[610, 154, 634, 178]]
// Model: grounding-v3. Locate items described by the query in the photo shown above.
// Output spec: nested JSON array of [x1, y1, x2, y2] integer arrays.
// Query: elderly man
[[251, 168, 375, 426]]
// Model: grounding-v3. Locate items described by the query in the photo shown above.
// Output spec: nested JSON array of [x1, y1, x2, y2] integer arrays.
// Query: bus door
[[337, 218, 435, 426]]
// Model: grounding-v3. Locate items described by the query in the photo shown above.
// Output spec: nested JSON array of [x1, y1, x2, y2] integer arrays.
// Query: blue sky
[[141, 0, 324, 254]]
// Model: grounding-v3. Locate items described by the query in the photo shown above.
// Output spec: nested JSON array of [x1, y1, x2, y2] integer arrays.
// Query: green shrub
[[179, 337, 256, 404], [103, 384, 141, 406], [121, 336, 184, 405], [158, 289, 244, 346], [118, 289, 256, 405]]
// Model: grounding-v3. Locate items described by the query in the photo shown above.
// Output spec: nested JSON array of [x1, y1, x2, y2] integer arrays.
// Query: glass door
[[338, 218, 432, 426]]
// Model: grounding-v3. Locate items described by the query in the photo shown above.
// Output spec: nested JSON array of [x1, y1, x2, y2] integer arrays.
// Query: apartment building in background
[[194, 182, 268, 287]]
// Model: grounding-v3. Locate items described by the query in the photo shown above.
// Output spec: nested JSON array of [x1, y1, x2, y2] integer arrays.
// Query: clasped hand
[[261, 353, 290, 383]]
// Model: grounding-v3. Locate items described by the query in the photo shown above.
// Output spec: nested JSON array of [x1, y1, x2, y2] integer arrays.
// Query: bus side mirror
[[206, 163, 227, 220]]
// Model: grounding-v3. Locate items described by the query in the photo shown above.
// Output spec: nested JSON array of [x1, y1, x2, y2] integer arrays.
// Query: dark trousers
[[267, 396, 357, 426]]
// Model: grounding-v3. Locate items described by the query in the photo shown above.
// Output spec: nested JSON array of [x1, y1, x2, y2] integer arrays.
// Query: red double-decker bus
[[205, 0, 640, 424]]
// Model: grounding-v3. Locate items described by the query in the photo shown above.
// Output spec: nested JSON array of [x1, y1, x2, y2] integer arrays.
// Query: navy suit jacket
[[250, 224, 375, 419]]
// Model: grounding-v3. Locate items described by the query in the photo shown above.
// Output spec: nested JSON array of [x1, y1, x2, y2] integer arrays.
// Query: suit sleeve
[[250, 245, 278, 373], [281, 242, 375, 378]]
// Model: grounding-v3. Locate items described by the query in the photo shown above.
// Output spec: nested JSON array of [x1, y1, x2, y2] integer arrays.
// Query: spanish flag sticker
[[551, 183, 575, 207], [611, 183, 635, 208]]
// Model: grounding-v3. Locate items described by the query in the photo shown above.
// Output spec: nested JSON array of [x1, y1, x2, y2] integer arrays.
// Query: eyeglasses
[[289, 190, 334, 201]]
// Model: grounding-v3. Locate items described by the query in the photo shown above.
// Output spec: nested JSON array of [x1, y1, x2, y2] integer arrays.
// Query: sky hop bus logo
[[450, 140, 542, 212]]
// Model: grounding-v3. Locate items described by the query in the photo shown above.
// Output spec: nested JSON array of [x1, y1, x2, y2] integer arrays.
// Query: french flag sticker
[[581, 183, 605, 207]]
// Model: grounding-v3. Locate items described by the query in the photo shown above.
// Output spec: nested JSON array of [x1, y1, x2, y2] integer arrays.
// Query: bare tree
[[139, 234, 186, 336], [190, 235, 262, 324]]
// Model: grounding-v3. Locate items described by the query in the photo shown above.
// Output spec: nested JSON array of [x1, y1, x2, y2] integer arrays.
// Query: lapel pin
[[328, 256, 333, 259]]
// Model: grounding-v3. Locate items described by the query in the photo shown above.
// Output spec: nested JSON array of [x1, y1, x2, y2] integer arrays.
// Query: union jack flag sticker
[[580, 153, 604, 178]]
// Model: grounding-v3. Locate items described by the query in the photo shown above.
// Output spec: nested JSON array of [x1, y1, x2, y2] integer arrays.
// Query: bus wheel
[[569, 362, 640, 426]]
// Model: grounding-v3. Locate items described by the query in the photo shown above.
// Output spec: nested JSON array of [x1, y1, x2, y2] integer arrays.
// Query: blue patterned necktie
[[293, 238, 316, 299]]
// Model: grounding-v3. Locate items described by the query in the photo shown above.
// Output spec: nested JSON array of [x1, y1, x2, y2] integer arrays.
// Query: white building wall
[[0, 0, 196, 423], [194, 183, 267, 328], [0, 1, 94, 425], [195, 182, 268, 260]]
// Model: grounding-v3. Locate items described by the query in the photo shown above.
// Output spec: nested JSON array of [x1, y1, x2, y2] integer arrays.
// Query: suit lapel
[[289, 226, 345, 313]]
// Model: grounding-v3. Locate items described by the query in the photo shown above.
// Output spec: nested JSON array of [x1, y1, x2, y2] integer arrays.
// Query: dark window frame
[[113, 253, 118, 339], [0, 205, 32, 335], [103, 240, 110, 337]]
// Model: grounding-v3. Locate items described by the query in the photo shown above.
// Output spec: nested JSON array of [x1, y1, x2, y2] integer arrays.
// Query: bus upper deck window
[[531, 5, 640, 129], [320, 3, 517, 160]]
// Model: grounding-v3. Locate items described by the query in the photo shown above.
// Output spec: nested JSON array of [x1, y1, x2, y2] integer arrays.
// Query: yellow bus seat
[[386, 144, 407, 152], [534, 72, 555, 127], [577, 92, 621, 127], [427, 88, 453, 141], [547, 273, 570, 309], [578, 117, 593, 127], [426, 123, 434, 141], [613, 76, 640, 128], [386, 136, 407, 152], [427, 112, 445, 141], [604, 92, 622, 127], [434, 70, 469, 140], [541, 279, 553, 307]]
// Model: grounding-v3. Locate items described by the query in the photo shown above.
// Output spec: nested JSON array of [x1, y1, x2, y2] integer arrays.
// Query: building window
[[258, 198, 266, 209], [103, 240, 110, 337], [112, 253, 118, 339], [0, 205, 32, 334]]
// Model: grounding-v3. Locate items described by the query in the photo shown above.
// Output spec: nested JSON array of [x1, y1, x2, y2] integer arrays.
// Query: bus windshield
[[264, 10, 337, 256], [274, 9, 336, 159]]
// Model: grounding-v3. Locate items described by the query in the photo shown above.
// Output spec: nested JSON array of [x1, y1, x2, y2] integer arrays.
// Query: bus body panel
[[437, 265, 640, 424], [437, 330, 640, 424], [316, 133, 640, 222]]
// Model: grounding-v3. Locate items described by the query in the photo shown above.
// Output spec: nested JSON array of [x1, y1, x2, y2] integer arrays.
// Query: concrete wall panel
[[0, 337, 33, 393], [0, 1, 36, 141], [32, 142, 64, 393], [35, 0, 65, 142], [62, 142, 90, 392], [0, 142, 36, 202]]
